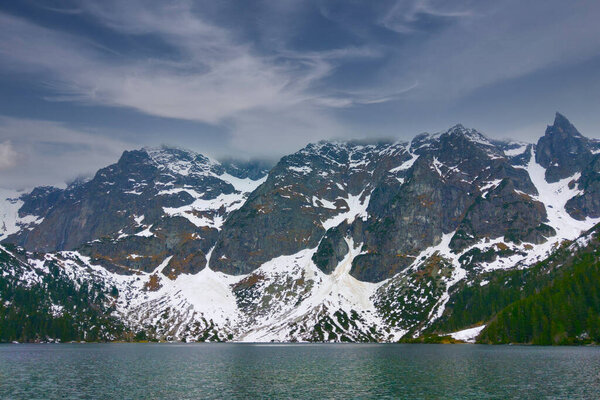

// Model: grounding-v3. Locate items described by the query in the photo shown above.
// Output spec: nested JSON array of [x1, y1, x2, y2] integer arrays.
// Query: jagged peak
[[143, 145, 218, 165], [135, 145, 222, 178], [299, 138, 406, 158], [553, 111, 572, 127], [279, 139, 410, 175], [306, 138, 398, 149], [546, 112, 584, 138], [444, 124, 494, 146], [412, 124, 494, 150], [449, 123, 466, 131]]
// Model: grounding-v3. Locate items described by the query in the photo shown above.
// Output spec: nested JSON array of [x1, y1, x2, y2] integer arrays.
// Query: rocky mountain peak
[[551, 112, 583, 137], [143, 146, 220, 178], [411, 125, 496, 156], [444, 124, 494, 147], [141, 146, 272, 182], [3, 112, 600, 343], [535, 112, 592, 183]]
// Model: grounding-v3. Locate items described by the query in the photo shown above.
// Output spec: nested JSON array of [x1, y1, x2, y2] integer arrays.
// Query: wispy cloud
[[34, 3, 83, 15], [0, 141, 18, 171], [0, 11, 290, 122], [0, 2, 385, 120], [0, 116, 132, 189], [313, 81, 420, 108], [0, 2, 386, 155], [380, 0, 474, 33], [375, 0, 600, 99], [0, 0, 600, 186]]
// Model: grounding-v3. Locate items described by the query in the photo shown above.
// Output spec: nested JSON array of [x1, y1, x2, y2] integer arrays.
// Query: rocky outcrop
[[312, 223, 350, 274], [536, 112, 593, 183], [209, 141, 412, 275], [350, 125, 540, 282], [449, 179, 554, 251], [566, 154, 600, 220], [3, 147, 268, 277], [3, 113, 598, 285]]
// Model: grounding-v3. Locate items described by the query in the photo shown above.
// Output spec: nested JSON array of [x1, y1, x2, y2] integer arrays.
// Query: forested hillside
[[0, 246, 128, 343], [427, 224, 600, 344], [479, 252, 600, 345]]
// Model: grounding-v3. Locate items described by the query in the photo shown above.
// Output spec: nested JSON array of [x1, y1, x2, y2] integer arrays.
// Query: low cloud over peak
[[0, 0, 600, 188]]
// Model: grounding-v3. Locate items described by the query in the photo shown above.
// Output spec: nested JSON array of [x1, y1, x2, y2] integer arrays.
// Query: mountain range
[[2, 112, 600, 344]]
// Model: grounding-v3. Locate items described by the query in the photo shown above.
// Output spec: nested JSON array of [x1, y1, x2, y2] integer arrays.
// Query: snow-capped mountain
[[1, 147, 268, 277], [2, 113, 600, 343]]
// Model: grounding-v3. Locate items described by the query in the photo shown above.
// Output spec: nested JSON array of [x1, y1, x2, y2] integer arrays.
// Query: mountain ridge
[[2, 113, 600, 343]]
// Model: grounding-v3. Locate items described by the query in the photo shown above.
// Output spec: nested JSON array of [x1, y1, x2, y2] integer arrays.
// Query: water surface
[[1, 343, 599, 399]]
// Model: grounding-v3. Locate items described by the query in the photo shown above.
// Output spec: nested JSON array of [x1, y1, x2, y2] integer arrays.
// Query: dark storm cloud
[[0, 0, 599, 188]]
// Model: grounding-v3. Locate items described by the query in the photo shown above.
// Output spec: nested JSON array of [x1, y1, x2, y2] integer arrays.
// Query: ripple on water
[[1, 343, 600, 399]]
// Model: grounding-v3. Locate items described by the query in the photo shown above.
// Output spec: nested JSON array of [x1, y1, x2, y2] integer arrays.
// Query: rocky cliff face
[[536, 112, 594, 182], [210, 140, 412, 275], [210, 124, 552, 283], [349, 125, 541, 282], [565, 155, 600, 219], [2, 113, 599, 343], [2, 147, 268, 278]]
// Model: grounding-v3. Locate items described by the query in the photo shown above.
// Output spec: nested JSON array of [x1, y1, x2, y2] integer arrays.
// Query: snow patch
[[312, 196, 338, 210], [163, 193, 245, 229], [288, 166, 313, 175], [239, 239, 384, 342], [527, 149, 599, 242], [504, 144, 528, 156], [135, 225, 154, 237], [0, 188, 43, 240], [320, 192, 371, 230], [449, 325, 485, 343], [218, 173, 266, 193], [389, 151, 418, 173]]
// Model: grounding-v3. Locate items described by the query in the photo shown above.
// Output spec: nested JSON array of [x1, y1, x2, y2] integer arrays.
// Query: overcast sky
[[1, 0, 600, 189]]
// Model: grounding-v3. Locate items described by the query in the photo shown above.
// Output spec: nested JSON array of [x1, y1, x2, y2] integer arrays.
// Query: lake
[[1, 343, 599, 399]]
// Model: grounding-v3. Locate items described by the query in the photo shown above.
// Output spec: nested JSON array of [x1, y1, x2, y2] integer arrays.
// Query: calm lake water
[[1, 343, 599, 399]]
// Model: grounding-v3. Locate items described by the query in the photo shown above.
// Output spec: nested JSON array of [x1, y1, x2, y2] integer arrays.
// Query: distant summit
[[2, 113, 600, 343], [536, 112, 592, 182]]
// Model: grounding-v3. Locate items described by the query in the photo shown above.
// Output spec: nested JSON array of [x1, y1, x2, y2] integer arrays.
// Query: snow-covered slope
[[0, 189, 44, 240], [2, 113, 600, 342], [0, 147, 269, 278]]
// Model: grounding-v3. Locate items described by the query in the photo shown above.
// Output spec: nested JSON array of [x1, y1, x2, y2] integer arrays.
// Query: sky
[[1, 0, 600, 189]]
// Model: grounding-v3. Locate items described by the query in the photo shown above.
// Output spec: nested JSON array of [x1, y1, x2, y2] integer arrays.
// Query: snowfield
[[1, 135, 598, 342]]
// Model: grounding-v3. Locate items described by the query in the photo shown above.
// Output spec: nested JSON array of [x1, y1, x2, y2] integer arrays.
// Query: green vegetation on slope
[[429, 224, 600, 345], [0, 247, 128, 343], [479, 253, 600, 344], [430, 244, 575, 334]]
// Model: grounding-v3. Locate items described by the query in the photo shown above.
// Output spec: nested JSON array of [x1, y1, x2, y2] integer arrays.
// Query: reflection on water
[[1, 343, 599, 399]]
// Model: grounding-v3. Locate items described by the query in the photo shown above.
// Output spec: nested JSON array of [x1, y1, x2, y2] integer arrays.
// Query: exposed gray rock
[[566, 154, 600, 220], [536, 112, 592, 183], [312, 222, 350, 274], [209, 140, 412, 275], [3, 147, 268, 277], [449, 179, 554, 251], [351, 125, 541, 282]]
